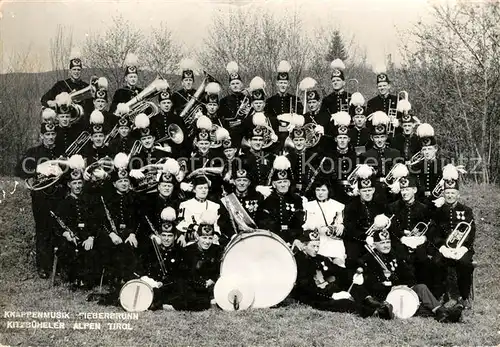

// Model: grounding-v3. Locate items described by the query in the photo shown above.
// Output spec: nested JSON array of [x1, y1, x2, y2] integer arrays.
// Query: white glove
[[433, 197, 445, 208], [177, 234, 187, 247], [401, 236, 413, 248], [93, 168, 107, 180], [352, 273, 364, 285], [271, 133, 278, 142], [315, 125, 325, 135], [140, 276, 161, 289], [47, 100, 57, 108], [439, 245, 456, 259], [162, 144, 172, 153], [301, 196, 308, 205], [414, 235, 426, 247], [334, 224, 345, 237], [62, 231, 73, 242], [125, 233, 138, 248], [455, 246, 468, 260], [256, 185, 272, 198], [389, 182, 400, 194], [129, 169, 145, 180], [223, 172, 231, 182], [366, 236, 374, 246], [83, 170, 91, 181], [213, 233, 220, 245], [332, 291, 352, 300], [180, 182, 193, 192], [109, 232, 123, 245], [151, 234, 161, 245], [392, 118, 400, 128], [82, 237, 94, 251]]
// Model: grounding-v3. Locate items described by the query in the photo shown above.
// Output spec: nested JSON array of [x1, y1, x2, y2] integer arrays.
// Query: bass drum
[[119, 279, 154, 312], [220, 230, 297, 308], [385, 285, 420, 319]]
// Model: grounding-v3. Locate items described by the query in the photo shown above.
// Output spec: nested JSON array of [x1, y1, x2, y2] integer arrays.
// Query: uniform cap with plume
[[68, 155, 85, 170], [249, 76, 266, 92], [161, 207, 177, 222], [162, 158, 180, 175], [298, 77, 317, 91], [124, 53, 139, 67], [371, 111, 390, 126], [113, 153, 129, 169], [391, 163, 409, 179], [134, 113, 150, 129], [277, 60, 291, 73], [273, 155, 291, 170], [55, 92, 71, 106], [42, 108, 57, 122], [331, 111, 351, 126], [330, 59, 346, 71], [205, 82, 221, 95], [252, 112, 267, 127], [196, 115, 212, 130], [199, 209, 218, 226], [215, 127, 231, 141], [356, 164, 374, 179], [226, 61, 239, 74], [90, 110, 104, 125], [416, 123, 434, 138], [397, 99, 411, 113], [350, 92, 365, 106]]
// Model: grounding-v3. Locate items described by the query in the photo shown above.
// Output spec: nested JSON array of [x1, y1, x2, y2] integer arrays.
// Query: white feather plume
[[371, 111, 390, 126], [350, 92, 365, 106], [277, 113, 293, 124], [273, 155, 291, 170], [55, 92, 71, 106], [42, 108, 56, 121], [356, 164, 373, 179], [215, 127, 230, 141], [116, 103, 130, 115], [442, 164, 459, 180], [298, 77, 317, 91], [226, 61, 239, 74], [162, 158, 180, 175], [290, 114, 305, 127], [90, 110, 104, 125], [97, 77, 108, 90], [397, 99, 411, 112], [199, 209, 218, 225], [249, 76, 266, 91], [374, 214, 390, 229], [330, 59, 345, 71], [196, 115, 212, 130], [331, 111, 351, 126], [416, 123, 434, 138], [113, 153, 129, 169], [134, 113, 150, 129], [277, 60, 291, 73], [124, 53, 139, 67], [252, 112, 267, 127], [392, 163, 409, 179], [161, 207, 177, 222], [373, 63, 387, 75], [205, 82, 221, 95], [68, 154, 85, 170], [69, 47, 81, 61], [180, 58, 196, 71]]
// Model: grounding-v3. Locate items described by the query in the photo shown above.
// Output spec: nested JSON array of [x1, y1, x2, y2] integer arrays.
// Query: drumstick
[[347, 268, 363, 293]]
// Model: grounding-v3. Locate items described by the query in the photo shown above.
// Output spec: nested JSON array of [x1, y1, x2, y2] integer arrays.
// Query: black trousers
[[431, 251, 474, 299], [31, 194, 58, 273], [57, 240, 98, 285], [96, 236, 139, 287]]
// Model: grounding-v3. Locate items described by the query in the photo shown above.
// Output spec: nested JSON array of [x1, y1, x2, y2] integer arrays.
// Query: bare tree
[[49, 25, 74, 80]]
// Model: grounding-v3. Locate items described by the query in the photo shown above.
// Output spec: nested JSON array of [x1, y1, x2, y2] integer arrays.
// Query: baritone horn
[[446, 220, 473, 249], [155, 124, 185, 145], [407, 220, 432, 237], [114, 78, 168, 120], [70, 76, 108, 104], [432, 178, 445, 198], [408, 150, 424, 166]]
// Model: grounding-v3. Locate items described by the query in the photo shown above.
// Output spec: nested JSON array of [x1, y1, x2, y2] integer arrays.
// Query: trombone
[[64, 131, 91, 158], [386, 90, 408, 136]]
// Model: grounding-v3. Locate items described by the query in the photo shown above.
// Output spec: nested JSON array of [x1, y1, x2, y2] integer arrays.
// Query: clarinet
[[50, 210, 79, 247], [144, 216, 168, 277], [101, 196, 118, 234]]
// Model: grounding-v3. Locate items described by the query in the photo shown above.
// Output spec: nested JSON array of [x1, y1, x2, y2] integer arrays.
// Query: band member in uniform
[[291, 229, 358, 313], [15, 122, 63, 278], [366, 66, 398, 117], [302, 177, 346, 266], [303, 87, 330, 131], [41, 48, 90, 112], [82, 111, 109, 165], [256, 156, 304, 244], [108, 117, 135, 156], [172, 58, 198, 115], [343, 164, 385, 269], [204, 82, 223, 125], [229, 167, 264, 224], [348, 92, 372, 155], [328, 111, 358, 204], [321, 59, 351, 115], [53, 155, 99, 289], [219, 61, 247, 145], [242, 76, 267, 131], [360, 111, 402, 203], [177, 210, 222, 311], [355, 228, 464, 322], [391, 113, 420, 164], [431, 164, 475, 308], [54, 94, 84, 155], [214, 127, 241, 193], [109, 53, 142, 114], [410, 123, 445, 206], [89, 88, 114, 132], [129, 113, 168, 169]]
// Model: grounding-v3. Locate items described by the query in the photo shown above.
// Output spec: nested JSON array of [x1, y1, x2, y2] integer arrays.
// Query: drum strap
[[221, 193, 257, 230], [316, 201, 330, 226]]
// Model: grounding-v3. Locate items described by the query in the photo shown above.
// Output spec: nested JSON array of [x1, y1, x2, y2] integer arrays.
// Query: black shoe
[[435, 306, 450, 323], [376, 302, 394, 320], [364, 296, 383, 309], [446, 304, 464, 323]]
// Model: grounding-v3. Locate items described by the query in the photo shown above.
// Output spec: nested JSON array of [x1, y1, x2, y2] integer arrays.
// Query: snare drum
[[119, 279, 154, 312], [385, 285, 420, 319], [221, 230, 297, 308]]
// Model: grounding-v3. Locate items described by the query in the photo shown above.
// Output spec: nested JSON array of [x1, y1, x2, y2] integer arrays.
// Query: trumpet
[[384, 163, 406, 186], [432, 178, 445, 198], [408, 150, 424, 166], [64, 131, 91, 157], [366, 214, 394, 237], [235, 89, 252, 120], [446, 220, 473, 249], [103, 126, 119, 147]]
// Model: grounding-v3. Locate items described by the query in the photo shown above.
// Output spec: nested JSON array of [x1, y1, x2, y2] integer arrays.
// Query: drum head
[[221, 231, 297, 308], [119, 280, 154, 312], [385, 286, 419, 319], [214, 276, 255, 311]]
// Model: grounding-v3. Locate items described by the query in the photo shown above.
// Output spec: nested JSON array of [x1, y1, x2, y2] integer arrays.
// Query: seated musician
[[145, 207, 185, 311], [108, 117, 135, 156], [302, 177, 346, 267], [177, 210, 222, 311], [291, 229, 358, 313], [431, 164, 475, 308], [53, 155, 99, 289], [109, 53, 142, 114], [353, 226, 464, 322], [82, 111, 109, 165], [256, 156, 304, 245], [347, 93, 372, 155], [53, 94, 84, 155]]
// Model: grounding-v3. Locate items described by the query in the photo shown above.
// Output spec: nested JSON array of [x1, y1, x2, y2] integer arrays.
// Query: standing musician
[[41, 48, 90, 113], [302, 177, 347, 267], [431, 164, 475, 308], [242, 77, 268, 133], [366, 66, 398, 118], [303, 88, 330, 131], [354, 228, 464, 322], [204, 82, 223, 125], [328, 111, 358, 204], [177, 210, 222, 311], [320, 59, 351, 115], [171, 58, 198, 116], [348, 92, 372, 155], [343, 164, 385, 269], [256, 156, 305, 245], [54, 96, 84, 155], [81, 111, 109, 165], [129, 113, 168, 169], [53, 155, 99, 289], [108, 117, 135, 157], [15, 121, 63, 279], [391, 114, 420, 164], [109, 53, 142, 114], [88, 88, 114, 133], [219, 61, 247, 145], [291, 229, 358, 313]]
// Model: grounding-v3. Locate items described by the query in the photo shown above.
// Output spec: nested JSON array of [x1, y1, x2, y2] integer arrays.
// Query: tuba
[[408, 220, 432, 237], [25, 158, 73, 191], [446, 220, 473, 249]]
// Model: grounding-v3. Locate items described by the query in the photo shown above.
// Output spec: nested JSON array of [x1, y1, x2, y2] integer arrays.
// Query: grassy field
[[0, 177, 499, 347]]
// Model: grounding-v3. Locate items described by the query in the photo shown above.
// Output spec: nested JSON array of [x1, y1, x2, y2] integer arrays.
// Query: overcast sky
[[0, 0, 434, 73]]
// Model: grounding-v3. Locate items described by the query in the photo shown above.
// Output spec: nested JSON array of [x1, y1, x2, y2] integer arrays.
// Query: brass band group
[[14, 49, 476, 321]]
